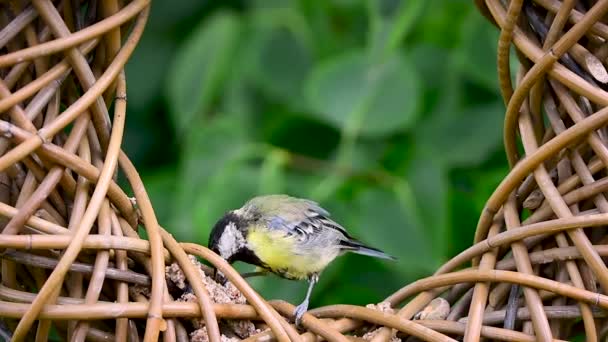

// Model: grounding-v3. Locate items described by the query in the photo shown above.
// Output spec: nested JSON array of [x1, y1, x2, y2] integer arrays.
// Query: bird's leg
[[294, 274, 319, 326]]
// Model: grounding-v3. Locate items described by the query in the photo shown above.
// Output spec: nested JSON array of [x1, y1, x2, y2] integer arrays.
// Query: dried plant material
[[365, 301, 395, 314], [523, 188, 544, 209], [413, 298, 450, 320], [182, 310, 260, 340], [585, 52, 608, 83], [170, 255, 258, 339], [361, 328, 399, 342], [166, 260, 188, 290], [202, 274, 245, 305], [190, 327, 239, 342], [166, 255, 246, 304], [360, 303, 399, 342], [179, 291, 258, 337], [224, 320, 260, 339], [179, 292, 199, 314], [129, 284, 151, 299]]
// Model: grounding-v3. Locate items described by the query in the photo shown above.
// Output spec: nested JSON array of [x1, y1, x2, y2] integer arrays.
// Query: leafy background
[[124, 0, 509, 308]]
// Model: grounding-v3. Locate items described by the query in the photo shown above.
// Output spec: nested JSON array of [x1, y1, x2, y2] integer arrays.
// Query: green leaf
[[146, 0, 209, 31], [304, 51, 420, 138], [415, 101, 505, 167], [141, 166, 178, 228], [166, 12, 241, 133], [284, 172, 328, 199], [456, 10, 500, 91], [347, 188, 438, 276], [313, 255, 403, 306], [449, 161, 508, 256], [247, 25, 313, 102], [367, 0, 426, 59], [408, 0, 472, 48], [297, 1, 365, 57], [408, 44, 454, 91], [169, 113, 252, 241], [405, 154, 448, 261], [448, 183, 480, 257], [258, 149, 288, 195], [350, 140, 384, 173], [126, 33, 175, 112], [192, 165, 260, 243], [248, 273, 310, 308], [471, 166, 509, 213]]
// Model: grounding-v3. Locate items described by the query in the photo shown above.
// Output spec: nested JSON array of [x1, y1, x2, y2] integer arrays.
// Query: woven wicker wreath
[[2, 0, 608, 341]]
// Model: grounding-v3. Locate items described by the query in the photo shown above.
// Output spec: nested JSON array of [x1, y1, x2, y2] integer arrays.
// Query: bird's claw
[[294, 300, 309, 327]]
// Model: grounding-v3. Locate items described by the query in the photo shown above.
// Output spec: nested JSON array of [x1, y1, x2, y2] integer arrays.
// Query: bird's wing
[[265, 199, 352, 239]]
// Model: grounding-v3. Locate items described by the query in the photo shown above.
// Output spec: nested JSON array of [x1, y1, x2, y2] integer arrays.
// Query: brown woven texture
[[3, 0, 608, 341], [0, 1, 451, 341]]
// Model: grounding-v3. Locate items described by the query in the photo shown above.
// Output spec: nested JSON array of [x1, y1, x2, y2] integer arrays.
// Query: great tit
[[207, 194, 395, 324]]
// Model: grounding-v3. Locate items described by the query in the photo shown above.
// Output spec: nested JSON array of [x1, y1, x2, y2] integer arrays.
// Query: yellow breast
[[246, 227, 335, 280]]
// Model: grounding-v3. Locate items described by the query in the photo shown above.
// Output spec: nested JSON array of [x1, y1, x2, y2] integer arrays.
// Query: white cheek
[[218, 232, 235, 259], [217, 222, 246, 259]]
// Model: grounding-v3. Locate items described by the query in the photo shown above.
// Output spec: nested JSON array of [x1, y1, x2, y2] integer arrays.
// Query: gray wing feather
[[246, 195, 351, 242], [265, 200, 350, 239]]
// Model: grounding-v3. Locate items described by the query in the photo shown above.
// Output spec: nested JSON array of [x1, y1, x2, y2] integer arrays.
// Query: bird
[[207, 194, 396, 325]]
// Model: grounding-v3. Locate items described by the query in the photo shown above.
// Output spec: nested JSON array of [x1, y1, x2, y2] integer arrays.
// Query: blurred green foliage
[[124, 0, 509, 307]]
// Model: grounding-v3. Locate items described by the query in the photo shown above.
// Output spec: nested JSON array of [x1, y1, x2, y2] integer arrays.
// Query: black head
[[208, 211, 249, 263], [208, 210, 266, 268]]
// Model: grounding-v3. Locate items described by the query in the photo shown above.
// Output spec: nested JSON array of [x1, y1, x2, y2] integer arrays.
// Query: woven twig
[[2, 0, 608, 341], [384, 0, 608, 341], [0, 1, 452, 341]]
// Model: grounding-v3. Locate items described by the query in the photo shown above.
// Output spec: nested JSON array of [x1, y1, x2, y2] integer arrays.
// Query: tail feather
[[340, 240, 396, 260]]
